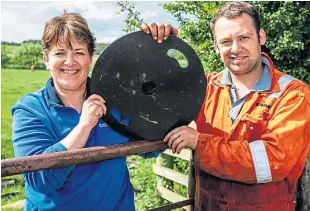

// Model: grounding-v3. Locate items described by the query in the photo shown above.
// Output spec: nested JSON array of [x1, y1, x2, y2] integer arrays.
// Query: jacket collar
[[45, 77, 91, 107]]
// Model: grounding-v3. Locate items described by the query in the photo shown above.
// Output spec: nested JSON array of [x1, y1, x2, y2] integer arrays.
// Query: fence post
[[154, 149, 192, 210], [156, 153, 174, 190]]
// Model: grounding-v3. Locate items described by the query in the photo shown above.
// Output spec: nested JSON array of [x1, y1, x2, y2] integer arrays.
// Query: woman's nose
[[64, 53, 76, 66]]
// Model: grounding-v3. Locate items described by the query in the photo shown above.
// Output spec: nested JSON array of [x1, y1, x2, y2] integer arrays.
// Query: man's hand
[[140, 22, 178, 43], [164, 126, 200, 154]]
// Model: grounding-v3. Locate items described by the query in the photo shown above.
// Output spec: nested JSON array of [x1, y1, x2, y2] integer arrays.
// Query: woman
[[12, 12, 137, 211]]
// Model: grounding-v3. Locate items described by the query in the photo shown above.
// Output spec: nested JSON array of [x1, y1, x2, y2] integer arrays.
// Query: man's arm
[[166, 85, 310, 184]]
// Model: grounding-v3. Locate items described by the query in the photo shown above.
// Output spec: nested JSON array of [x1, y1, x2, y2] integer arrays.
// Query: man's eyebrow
[[218, 31, 254, 41], [218, 37, 232, 42], [238, 32, 253, 36]]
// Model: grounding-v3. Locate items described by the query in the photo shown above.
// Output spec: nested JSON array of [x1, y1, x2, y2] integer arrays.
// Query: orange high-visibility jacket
[[194, 53, 310, 211]]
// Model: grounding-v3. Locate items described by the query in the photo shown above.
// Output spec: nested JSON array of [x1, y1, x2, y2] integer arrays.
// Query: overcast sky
[[1, 1, 180, 44]]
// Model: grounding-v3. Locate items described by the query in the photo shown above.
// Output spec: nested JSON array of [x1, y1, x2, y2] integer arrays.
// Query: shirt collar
[[252, 57, 271, 91], [46, 78, 63, 106], [219, 68, 233, 85], [219, 57, 271, 91]]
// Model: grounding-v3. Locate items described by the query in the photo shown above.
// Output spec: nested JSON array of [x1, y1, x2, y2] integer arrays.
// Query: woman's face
[[44, 36, 92, 93]]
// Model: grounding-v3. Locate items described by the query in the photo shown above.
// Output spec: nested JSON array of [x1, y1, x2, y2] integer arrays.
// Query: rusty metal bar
[[1, 140, 168, 177], [147, 198, 194, 211]]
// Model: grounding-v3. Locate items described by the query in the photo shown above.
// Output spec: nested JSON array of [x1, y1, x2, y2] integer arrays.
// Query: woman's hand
[[79, 94, 107, 130], [60, 94, 106, 150]]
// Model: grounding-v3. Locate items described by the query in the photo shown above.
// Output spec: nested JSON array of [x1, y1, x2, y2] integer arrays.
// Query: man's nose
[[230, 41, 242, 54]]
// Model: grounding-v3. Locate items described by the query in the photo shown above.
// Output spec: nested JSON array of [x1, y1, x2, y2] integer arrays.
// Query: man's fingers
[[141, 23, 178, 42], [148, 23, 158, 40], [163, 24, 172, 40], [171, 27, 179, 36], [167, 131, 182, 149], [171, 137, 183, 154], [176, 142, 187, 154], [164, 127, 182, 142], [140, 23, 150, 34], [156, 22, 165, 43]]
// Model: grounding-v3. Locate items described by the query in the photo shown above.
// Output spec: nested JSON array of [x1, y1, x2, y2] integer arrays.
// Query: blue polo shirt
[[219, 57, 272, 123], [12, 78, 138, 211]]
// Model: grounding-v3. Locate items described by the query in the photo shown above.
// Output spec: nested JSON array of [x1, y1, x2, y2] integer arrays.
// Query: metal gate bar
[[148, 198, 194, 211], [1, 140, 167, 177]]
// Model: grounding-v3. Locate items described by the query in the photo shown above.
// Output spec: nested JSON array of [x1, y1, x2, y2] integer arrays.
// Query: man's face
[[213, 13, 266, 75]]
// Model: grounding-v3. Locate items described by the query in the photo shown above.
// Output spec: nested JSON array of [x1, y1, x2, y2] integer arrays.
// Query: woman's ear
[[43, 54, 50, 70]]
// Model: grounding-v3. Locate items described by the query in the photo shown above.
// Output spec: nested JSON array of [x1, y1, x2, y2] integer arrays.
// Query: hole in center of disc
[[141, 81, 157, 95]]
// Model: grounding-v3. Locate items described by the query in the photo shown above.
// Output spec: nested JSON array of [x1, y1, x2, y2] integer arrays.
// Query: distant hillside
[[1, 41, 20, 46], [1, 40, 41, 45], [95, 43, 109, 55], [2, 41, 109, 56], [1, 42, 110, 69]]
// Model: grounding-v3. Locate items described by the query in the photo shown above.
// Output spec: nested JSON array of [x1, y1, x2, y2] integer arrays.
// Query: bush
[[127, 155, 168, 210], [163, 1, 310, 84]]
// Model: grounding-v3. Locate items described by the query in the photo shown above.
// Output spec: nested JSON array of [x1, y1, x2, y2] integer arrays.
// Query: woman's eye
[[55, 52, 64, 56]]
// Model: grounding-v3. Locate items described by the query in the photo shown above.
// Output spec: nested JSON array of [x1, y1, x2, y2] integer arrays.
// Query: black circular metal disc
[[90, 31, 206, 140]]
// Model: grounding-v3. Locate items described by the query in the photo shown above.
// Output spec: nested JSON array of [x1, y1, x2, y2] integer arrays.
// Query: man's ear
[[214, 41, 219, 53], [259, 29, 266, 46]]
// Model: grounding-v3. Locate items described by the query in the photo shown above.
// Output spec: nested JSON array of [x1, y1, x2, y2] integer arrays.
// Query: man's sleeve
[[194, 85, 310, 184]]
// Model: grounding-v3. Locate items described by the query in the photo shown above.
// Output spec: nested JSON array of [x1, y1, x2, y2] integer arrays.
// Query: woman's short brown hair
[[41, 11, 96, 56]]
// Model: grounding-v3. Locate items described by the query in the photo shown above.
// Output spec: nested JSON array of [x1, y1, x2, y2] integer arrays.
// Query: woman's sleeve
[[12, 107, 75, 194]]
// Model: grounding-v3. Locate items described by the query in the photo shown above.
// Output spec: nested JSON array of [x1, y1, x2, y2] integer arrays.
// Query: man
[[142, 2, 310, 210]]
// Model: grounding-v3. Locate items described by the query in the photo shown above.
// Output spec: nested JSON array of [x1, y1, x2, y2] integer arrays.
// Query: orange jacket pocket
[[241, 113, 268, 141]]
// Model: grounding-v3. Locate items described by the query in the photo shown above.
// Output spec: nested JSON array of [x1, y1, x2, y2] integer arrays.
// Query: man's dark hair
[[210, 2, 260, 37]]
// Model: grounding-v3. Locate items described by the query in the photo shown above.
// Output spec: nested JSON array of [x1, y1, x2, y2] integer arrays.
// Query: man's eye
[[240, 36, 249, 40], [76, 52, 85, 55], [221, 40, 231, 45]]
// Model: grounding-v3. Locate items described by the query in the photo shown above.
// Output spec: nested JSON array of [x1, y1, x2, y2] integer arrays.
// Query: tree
[[1, 44, 10, 68], [12, 43, 45, 69], [117, 1, 144, 33], [252, 1, 310, 84]]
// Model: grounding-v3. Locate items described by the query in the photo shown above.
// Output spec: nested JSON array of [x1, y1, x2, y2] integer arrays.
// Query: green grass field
[[1, 69, 50, 159], [1, 69, 50, 209]]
